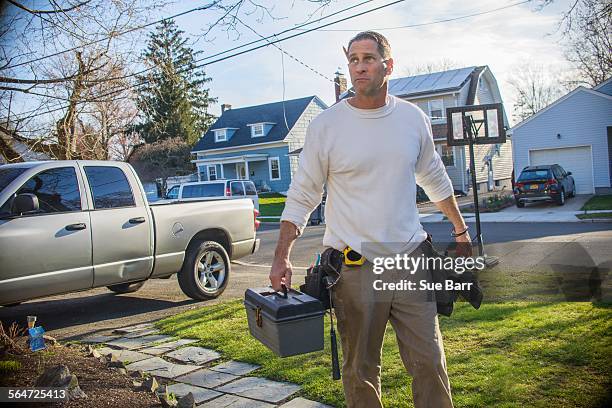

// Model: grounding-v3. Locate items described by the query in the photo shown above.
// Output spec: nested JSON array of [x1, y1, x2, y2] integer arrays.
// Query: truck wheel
[[107, 280, 146, 294], [179, 240, 230, 300]]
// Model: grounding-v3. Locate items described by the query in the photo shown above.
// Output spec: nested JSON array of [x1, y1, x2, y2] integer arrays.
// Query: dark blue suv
[[514, 164, 576, 207]]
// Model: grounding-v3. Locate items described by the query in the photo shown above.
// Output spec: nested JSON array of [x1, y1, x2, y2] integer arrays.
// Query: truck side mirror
[[11, 193, 40, 215], [566, 171, 572, 176]]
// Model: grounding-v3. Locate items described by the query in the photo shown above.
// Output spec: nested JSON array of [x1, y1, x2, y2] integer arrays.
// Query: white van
[[166, 179, 259, 211]]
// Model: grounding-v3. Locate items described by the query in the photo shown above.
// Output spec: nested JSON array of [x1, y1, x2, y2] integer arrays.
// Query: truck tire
[[179, 240, 230, 300], [107, 280, 146, 294]]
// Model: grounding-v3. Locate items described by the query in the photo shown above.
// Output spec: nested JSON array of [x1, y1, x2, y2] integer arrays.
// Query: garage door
[[529, 146, 594, 194]]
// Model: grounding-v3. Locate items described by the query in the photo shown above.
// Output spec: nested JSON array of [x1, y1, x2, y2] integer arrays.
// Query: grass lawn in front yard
[[157, 300, 611, 408], [581, 195, 612, 211], [576, 212, 612, 220], [258, 193, 286, 217]]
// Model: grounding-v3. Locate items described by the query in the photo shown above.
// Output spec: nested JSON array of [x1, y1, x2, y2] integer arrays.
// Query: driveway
[[501, 194, 591, 213]]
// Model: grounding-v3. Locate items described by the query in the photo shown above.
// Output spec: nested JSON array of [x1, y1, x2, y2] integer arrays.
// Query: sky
[[157, 0, 574, 125]]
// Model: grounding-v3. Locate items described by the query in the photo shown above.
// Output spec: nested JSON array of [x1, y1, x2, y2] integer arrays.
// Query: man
[[270, 31, 470, 408]]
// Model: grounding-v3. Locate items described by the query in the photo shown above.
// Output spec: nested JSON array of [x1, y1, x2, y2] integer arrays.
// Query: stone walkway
[[81, 323, 332, 407]]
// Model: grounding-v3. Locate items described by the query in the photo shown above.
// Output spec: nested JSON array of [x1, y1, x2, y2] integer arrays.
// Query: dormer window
[[251, 123, 264, 137], [214, 129, 227, 142], [247, 122, 274, 138]]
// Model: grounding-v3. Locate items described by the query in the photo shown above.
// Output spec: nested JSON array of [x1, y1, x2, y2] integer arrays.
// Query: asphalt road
[[1, 222, 610, 341]]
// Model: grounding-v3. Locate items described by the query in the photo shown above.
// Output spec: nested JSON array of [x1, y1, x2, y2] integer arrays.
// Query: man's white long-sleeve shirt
[[281, 95, 454, 260]]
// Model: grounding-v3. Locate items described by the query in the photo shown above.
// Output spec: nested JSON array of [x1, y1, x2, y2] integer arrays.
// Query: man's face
[[346, 39, 392, 98]]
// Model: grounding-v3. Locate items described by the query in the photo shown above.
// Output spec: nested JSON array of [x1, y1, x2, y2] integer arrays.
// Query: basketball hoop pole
[[464, 115, 484, 257]]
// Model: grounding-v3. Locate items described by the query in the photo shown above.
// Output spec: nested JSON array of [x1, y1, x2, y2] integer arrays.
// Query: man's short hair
[[347, 31, 392, 60]]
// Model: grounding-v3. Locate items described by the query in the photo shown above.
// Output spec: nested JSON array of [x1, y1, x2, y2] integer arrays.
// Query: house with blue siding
[[191, 96, 327, 193], [338, 66, 513, 194], [509, 78, 612, 195]]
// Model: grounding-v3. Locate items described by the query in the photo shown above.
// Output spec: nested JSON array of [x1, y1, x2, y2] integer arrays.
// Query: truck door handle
[[129, 217, 146, 224], [65, 223, 87, 231]]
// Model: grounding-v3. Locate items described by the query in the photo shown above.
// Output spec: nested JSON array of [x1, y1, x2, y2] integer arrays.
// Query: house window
[[436, 143, 455, 167], [251, 123, 264, 137], [269, 157, 281, 181], [214, 130, 227, 142], [207, 165, 217, 181], [429, 99, 444, 120]]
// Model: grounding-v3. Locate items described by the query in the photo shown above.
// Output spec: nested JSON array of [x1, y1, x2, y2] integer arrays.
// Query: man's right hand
[[270, 256, 293, 291]]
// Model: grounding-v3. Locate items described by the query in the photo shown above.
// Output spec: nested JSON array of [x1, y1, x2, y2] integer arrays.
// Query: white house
[[509, 78, 612, 195]]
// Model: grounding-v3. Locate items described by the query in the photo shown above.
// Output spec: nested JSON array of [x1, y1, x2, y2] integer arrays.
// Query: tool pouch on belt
[[300, 248, 344, 310], [422, 235, 483, 317]]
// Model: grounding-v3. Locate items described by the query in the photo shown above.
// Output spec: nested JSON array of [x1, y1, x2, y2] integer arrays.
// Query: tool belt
[[300, 248, 344, 310], [422, 235, 483, 316]]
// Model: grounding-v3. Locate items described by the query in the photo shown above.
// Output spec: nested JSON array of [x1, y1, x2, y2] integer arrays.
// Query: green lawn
[[576, 212, 612, 220], [259, 193, 286, 217], [581, 195, 612, 211], [157, 301, 611, 408]]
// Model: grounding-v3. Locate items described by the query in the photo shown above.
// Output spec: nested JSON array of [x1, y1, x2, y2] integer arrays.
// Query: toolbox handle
[[279, 284, 288, 299]]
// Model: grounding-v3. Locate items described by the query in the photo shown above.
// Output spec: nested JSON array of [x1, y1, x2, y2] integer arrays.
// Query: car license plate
[[529, 184, 538, 190]]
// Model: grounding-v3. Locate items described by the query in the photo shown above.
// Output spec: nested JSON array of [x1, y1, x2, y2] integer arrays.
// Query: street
[[1, 222, 610, 341]]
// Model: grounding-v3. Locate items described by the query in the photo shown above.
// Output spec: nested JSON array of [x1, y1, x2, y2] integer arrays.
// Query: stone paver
[[125, 357, 200, 379], [216, 377, 300, 403], [279, 397, 334, 408], [96, 347, 152, 363], [124, 328, 160, 338], [196, 394, 275, 408], [112, 323, 154, 334], [166, 382, 222, 404], [209, 360, 260, 376], [165, 346, 221, 365], [80, 334, 118, 344], [175, 368, 238, 388], [139, 338, 198, 355], [106, 334, 175, 350]]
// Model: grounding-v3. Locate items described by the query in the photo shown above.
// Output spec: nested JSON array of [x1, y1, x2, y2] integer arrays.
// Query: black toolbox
[[244, 287, 325, 357]]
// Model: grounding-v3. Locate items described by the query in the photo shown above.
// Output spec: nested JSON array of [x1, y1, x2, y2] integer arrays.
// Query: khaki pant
[[332, 245, 453, 408]]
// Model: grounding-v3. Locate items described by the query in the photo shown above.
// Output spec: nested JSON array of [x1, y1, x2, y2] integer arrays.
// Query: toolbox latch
[[255, 306, 263, 327]]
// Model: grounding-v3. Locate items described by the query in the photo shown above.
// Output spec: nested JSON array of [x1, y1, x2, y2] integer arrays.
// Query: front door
[[0, 165, 93, 304], [236, 163, 246, 179]]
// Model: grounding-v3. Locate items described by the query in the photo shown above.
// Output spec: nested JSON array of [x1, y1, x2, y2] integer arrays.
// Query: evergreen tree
[[135, 19, 216, 144]]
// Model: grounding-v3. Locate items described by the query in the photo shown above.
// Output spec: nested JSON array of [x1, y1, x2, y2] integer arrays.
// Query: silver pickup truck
[[0, 160, 260, 306]]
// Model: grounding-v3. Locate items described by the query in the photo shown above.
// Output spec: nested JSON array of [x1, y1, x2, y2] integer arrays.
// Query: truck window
[[1, 167, 81, 215], [84, 166, 135, 209], [244, 181, 257, 196], [166, 185, 179, 199], [0, 167, 27, 192], [182, 183, 224, 198], [231, 181, 245, 196]]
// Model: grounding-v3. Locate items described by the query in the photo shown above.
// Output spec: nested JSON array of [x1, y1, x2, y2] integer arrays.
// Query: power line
[[3, 0, 376, 89], [295, 0, 532, 31]]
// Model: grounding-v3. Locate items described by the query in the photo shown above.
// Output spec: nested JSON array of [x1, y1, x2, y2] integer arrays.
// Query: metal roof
[[388, 66, 476, 97]]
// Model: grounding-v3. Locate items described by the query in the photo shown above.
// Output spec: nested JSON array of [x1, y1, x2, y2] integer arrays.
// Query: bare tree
[[537, 0, 611, 87], [507, 64, 572, 123], [401, 58, 463, 77]]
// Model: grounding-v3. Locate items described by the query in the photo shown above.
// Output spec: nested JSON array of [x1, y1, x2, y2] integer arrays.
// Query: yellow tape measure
[[343, 247, 365, 266]]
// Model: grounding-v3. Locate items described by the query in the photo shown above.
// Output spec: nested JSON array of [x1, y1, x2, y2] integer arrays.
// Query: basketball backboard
[[446, 103, 506, 146]]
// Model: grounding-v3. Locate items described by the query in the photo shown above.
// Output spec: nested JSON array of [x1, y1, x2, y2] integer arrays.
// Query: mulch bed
[[1, 340, 160, 408]]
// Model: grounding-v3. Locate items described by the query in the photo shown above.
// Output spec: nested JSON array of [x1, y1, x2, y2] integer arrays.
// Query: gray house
[[509, 78, 612, 195], [337, 66, 513, 194]]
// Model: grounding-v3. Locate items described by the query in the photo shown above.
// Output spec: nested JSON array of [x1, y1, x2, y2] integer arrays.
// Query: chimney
[[334, 69, 347, 102], [221, 104, 232, 114]]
